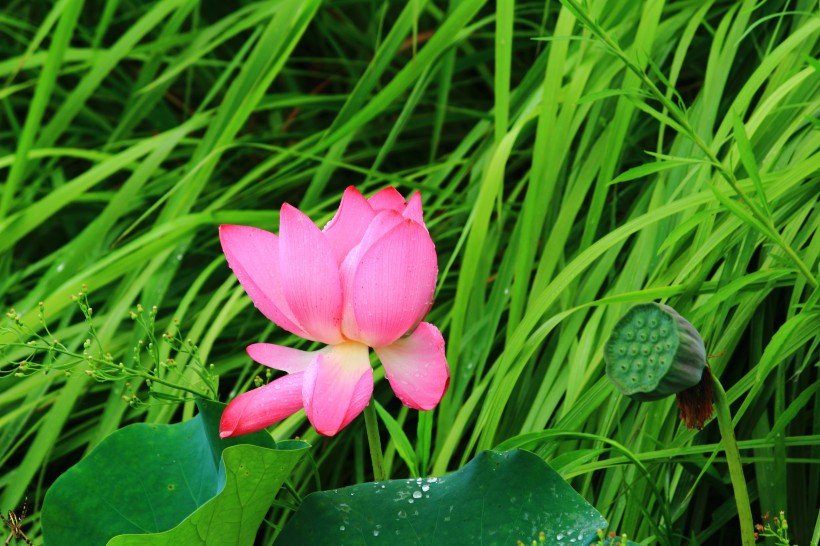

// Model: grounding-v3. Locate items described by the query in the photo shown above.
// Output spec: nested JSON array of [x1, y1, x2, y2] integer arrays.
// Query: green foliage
[[108, 443, 308, 546], [2, 289, 217, 403], [41, 399, 304, 545], [591, 527, 642, 546], [754, 510, 796, 546], [1, 0, 818, 544], [276, 449, 607, 545]]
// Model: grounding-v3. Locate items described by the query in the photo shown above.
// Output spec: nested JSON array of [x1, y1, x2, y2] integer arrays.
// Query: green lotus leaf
[[275, 449, 607, 545], [41, 399, 306, 546]]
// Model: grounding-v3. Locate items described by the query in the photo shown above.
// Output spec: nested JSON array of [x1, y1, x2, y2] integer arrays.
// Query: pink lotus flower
[[218, 186, 449, 437]]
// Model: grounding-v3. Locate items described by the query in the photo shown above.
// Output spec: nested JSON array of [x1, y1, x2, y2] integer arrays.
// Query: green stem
[[810, 508, 820, 546], [713, 377, 755, 546], [363, 400, 387, 481]]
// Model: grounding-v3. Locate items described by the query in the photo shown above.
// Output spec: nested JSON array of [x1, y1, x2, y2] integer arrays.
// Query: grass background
[[1, 0, 818, 544]]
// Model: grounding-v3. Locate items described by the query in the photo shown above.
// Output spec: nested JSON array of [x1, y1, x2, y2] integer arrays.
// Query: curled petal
[[246, 343, 323, 373], [348, 219, 438, 347], [220, 373, 304, 438], [302, 342, 373, 436], [368, 187, 406, 212], [375, 323, 449, 410], [219, 225, 307, 338], [279, 204, 344, 344], [323, 186, 376, 265]]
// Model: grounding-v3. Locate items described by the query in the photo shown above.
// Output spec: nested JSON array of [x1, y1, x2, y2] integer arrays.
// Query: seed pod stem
[[712, 376, 755, 546]]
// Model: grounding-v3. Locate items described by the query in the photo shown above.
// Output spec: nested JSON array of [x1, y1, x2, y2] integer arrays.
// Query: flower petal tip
[[219, 411, 238, 439], [218, 373, 305, 438], [402, 192, 425, 224], [368, 187, 406, 212], [246, 343, 316, 372]]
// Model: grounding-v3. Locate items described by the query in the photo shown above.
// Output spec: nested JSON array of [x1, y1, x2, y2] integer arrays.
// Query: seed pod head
[[605, 303, 706, 401]]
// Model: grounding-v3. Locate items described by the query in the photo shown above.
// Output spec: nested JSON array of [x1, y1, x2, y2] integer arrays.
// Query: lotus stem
[[364, 399, 387, 481]]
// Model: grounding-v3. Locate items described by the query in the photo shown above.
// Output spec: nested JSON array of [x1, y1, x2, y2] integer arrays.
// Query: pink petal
[[347, 219, 438, 347], [345, 210, 405, 257], [302, 342, 373, 436], [374, 323, 449, 410], [322, 186, 377, 265], [246, 343, 322, 373], [340, 210, 405, 340], [402, 191, 425, 226], [368, 187, 406, 212], [219, 372, 304, 438], [278, 204, 344, 344], [219, 225, 308, 338]]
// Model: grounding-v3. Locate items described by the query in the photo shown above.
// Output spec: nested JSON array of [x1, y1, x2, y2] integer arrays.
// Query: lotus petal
[[402, 191, 425, 226], [279, 204, 344, 344], [219, 373, 304, 438], [368, 187, 406, 212], [339, 210, 405, 341], [375, 323, 449, 410], [302, 342, 373, 436], [347, 219, 437, 347], [246, 343, 322, 373], [323, 186, 377, 265], [219, 225, 307, 338]]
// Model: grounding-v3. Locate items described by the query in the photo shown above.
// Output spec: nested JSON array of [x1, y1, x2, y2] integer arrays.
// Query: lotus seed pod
[[605, 303, 706, 401]]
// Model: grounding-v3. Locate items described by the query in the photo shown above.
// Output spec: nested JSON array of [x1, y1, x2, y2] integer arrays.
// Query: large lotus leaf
[[275, 449, 607, 546], [108, 443, 307, 545], [41, 399, 304, 546]]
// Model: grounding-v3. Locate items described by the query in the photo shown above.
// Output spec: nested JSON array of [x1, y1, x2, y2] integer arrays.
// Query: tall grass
[[1, 0, 818, 544]]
